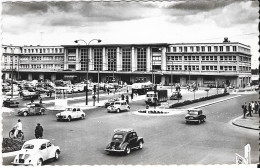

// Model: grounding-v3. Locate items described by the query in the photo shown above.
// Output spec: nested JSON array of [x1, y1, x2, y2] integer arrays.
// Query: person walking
[[35, 123, 43, 139], [247, 102, 252, 117], [39, 96, 42, 104], [254, 101, 259, 114], [30, 96, 34, 103], [250, 101, 255, 113], [126, 95, 129, 104], [130, 93, 133, 100], [242, 102, 247, 118]]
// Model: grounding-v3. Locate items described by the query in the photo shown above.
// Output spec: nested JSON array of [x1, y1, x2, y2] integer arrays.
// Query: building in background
[[1, 38, 252, 87]]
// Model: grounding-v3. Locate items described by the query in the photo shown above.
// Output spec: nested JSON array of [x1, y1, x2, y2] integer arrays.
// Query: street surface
[[1, 88, 258, 165]]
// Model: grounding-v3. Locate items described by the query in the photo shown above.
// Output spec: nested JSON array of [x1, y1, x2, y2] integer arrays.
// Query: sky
[[2, 0, 259, 68]]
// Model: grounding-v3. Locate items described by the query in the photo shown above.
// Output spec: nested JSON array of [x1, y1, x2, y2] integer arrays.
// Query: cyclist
[[13, 119, 23, 138]]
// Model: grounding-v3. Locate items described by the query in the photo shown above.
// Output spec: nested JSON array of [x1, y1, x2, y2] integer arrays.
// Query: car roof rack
[[114, 128, 134, 133]]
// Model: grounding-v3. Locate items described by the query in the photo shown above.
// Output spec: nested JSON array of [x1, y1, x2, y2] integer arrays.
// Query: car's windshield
[[114, 102, 121, 105], [112, 134, 124, 140], [23, 144, 34, 149], [65, 108, 72, 111], [188, 111, 199, 115]]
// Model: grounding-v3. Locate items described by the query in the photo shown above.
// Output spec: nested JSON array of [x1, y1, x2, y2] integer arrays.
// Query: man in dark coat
[[247, 103, 252, 117], [242, 102, 247, 118], [35, 123, 43, 139]]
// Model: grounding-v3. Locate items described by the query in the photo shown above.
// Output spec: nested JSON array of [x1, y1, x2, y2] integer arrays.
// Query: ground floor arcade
[[2, 71, 251, 88]]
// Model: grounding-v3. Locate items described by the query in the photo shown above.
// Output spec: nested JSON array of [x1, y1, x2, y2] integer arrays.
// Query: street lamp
[[74, 39, 102, 105]]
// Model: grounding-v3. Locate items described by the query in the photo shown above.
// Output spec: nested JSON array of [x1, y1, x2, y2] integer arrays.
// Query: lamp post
[[74, 39, 102, 105]]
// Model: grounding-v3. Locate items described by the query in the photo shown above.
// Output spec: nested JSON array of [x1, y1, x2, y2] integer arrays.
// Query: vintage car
[[3, 98, 19, 107], [56, 107, 86, 121], [185, 109, 206, 124], [105, 129, 144, 155], [107, 100, 130, 113], [169, 91, 182, 100], [12, 139, 60, 166], [18, 103, 46, 116], [22, 90, 40, 100], [104, 98, 120, 108]]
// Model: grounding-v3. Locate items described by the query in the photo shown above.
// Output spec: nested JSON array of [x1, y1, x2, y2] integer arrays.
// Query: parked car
[[56, 107, 86, 121], [105, 128, 144, 155], [107, 100, 130, 113], [185, 109, 206, 124], [3, 98, 19, 107], [11, 139, 60, 166], [169, 91, 182, 100], [18, 103, 46, 116]]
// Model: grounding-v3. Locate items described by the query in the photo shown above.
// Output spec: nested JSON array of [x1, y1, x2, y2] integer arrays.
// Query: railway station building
[[1, 38, 252, 88]]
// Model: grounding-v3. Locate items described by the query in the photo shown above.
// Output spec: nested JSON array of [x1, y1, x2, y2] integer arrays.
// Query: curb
[[231, 115, 259, 131], [192, 95, 241, 109]]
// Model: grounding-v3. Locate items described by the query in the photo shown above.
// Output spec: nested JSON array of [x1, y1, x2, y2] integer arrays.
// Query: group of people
[[242, 101, 259, 118], [13, 119, 44, 139]]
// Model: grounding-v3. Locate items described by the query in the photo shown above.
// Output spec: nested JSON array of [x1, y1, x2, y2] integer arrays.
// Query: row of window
[[20, 64, 64, 69], [166, 65, 251, 72], [23, 48, 63, 54], [167, 55, 250, 62], [170, 45, 238, 53]]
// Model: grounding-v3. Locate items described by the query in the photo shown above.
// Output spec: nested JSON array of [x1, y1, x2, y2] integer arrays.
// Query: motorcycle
[[9, 128, 24, 140]]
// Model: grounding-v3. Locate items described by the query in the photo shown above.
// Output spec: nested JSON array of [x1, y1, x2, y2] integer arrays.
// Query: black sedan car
[[185, 109, 206, 124], [3, 98, 19, 107], [105, 129, 144, 155], [104, 98, 119, 108]]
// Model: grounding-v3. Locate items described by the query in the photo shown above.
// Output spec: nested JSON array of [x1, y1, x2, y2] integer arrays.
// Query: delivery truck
[[145, 90, 168, 106]]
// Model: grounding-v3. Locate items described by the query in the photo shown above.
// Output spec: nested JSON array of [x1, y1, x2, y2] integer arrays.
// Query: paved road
[[2, 93, 258, 165]]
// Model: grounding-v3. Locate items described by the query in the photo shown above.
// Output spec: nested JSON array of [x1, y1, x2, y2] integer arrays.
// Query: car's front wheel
[[36, 158, 43, 166], [117, 108, 120, 113], [139, 141, 143, 149], [23, 112, 28, 116], [54, 150, 59, 160], [67, 116, 71, 122], [80, 115, 84, 120], [125, 146, 131, 155]]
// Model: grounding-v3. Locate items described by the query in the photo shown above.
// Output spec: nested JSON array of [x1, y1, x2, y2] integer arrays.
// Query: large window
[[107, 48, 117, 71], [93, 48, 103, 71], [122, 48, 131, 71], [68, 49, 76, 61], [137, 48, 146, 71], [80, 48, 88, 71]]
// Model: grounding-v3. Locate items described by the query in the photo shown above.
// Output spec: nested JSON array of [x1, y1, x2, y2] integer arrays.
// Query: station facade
[[1, 39, 252, 87]]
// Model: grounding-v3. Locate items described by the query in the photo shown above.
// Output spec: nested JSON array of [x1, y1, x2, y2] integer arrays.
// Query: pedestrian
[[251, 101, 255, 113], [30, 96, 34, 103], [107, 88, 110, 95], [121, 94, 125, 100], [130, 93, 133, 100], [242, 102, 247, 118], [126, 95, 129, 104], [35, 123, 43, 139], [39, 96, 42, 104], [254, 101, 259, 114], [49, 91, 52, 98], [247, 103, 252, 117]]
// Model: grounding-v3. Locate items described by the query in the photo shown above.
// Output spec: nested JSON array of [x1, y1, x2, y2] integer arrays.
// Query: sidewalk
[[232, 113, 259, 130]]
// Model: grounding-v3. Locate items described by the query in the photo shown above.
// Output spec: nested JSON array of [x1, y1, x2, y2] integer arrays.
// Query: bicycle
[[9, 128, 24, 140]]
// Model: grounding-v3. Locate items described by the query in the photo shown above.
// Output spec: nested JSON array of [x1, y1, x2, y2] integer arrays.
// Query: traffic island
[[169, 93, 229, 108], [2, 138, 25, 153], [134, 108, 186, 116]]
